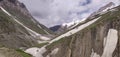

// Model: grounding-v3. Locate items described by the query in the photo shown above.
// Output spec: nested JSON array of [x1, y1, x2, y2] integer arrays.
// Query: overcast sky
[[18, 0, 120, 27]]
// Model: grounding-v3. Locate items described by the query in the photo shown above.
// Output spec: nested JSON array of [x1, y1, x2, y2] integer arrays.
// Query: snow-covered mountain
[[50, 18, 86, 34], [50, 2, 116, 34]]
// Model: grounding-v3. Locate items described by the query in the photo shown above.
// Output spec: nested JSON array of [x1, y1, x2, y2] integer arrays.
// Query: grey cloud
[[19, 0, 120, 27]]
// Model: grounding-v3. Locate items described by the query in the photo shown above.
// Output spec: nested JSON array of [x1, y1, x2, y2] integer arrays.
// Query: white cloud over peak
[[19, 0, 120, 27]]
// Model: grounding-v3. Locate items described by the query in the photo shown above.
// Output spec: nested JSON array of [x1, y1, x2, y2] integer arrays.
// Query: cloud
[[19, 0, 120, 27]]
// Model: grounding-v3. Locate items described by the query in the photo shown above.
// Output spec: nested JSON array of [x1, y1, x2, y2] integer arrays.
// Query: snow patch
[[0, 7, 12, 16], [25, 46, 47, 57], [91, 49, 100, 57], [37, 25, 42, 28], [49, 17, 101, 44], [37, 41, 49, 44], [43, 30, 50, 35], [103, 37, 107, 47], [51, 48, 59, 55], [40, 36, 51, 41], [102, 29, 118, 57]]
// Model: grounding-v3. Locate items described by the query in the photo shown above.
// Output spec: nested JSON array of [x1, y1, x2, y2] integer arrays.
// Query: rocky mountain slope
[[0, 0, 55, 57], [0, 0, 55, 48], [24, 3, 120, 57]]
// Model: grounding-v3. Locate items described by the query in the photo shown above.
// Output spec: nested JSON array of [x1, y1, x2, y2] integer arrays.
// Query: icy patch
[[102, 29, 118, 57], [49, 17, 101, 44], [25, 46, 47, 57]]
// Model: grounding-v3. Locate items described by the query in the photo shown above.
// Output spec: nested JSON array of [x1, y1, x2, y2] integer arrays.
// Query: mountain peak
[[97, 2, 115, 12], [88, 2, 115, 19]]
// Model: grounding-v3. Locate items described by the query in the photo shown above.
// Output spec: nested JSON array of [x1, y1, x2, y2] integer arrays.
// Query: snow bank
[[49, 17, 101, 44], [40, 36, 51, 41], [102, 29, 118, 57], [25, 46, 47, 57]]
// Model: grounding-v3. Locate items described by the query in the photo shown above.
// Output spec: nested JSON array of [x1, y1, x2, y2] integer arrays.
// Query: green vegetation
[[35, 42, 48, 48], [16, 49, 32, 57], [47, 36, 72, 49]]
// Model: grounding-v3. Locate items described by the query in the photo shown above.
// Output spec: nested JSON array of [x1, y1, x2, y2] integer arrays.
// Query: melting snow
[[49, 17, 101, 44], [102, 29, 118, 57], [25, 46, 47, 57]]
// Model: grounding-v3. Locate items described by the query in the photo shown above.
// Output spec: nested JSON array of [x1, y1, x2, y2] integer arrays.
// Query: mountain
[[50, 19, 86, 34], [24, 3, 120, 57], [0, 0, 55, 54], [88, 2, 115, 19], [49, 25, 61, 32]]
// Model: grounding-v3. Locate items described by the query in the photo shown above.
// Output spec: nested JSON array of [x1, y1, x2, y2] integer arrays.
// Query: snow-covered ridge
[[0, 6, 50, 41], [62, 18, 86, 29], [49, 17, 101, 44]]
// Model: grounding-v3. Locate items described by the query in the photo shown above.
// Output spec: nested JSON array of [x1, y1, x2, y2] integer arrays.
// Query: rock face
[[42, 5, 120, 57]]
